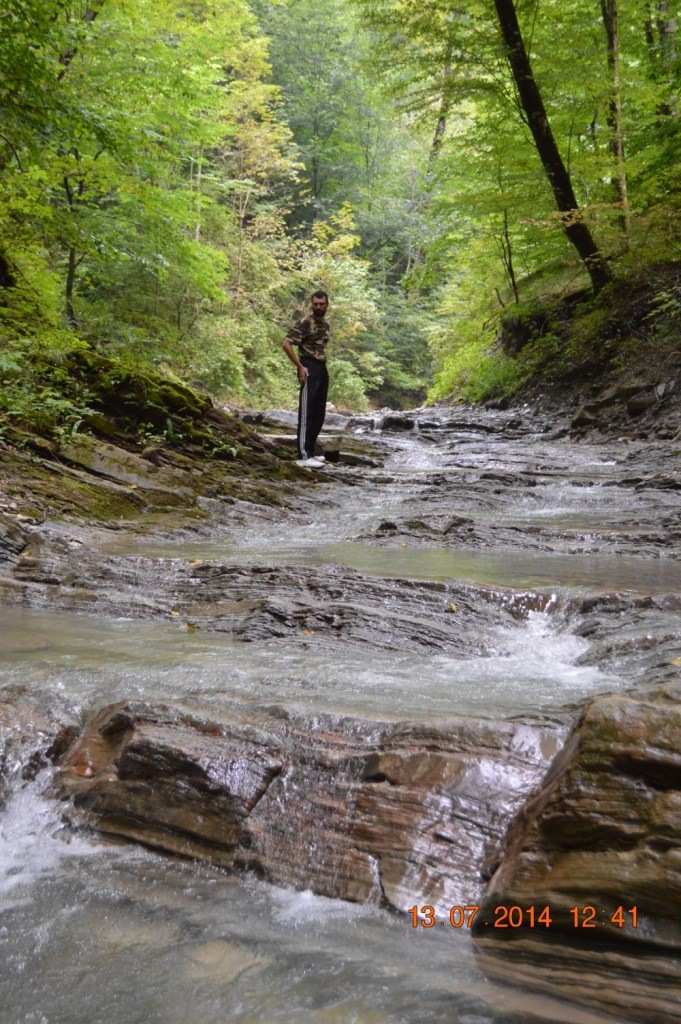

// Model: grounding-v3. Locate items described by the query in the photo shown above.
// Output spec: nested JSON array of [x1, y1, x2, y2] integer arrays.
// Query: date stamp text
[[409, 904, 638, 929]]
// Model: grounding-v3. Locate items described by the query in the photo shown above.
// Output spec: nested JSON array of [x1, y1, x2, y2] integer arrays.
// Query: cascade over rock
[[2, 400, 681, 1021], [0, 689, 75, 808]]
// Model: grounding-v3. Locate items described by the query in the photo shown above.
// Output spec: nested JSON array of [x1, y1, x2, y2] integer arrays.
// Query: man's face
[[311, 296, 328, 319]]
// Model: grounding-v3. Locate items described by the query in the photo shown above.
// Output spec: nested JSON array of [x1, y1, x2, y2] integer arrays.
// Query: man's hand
[[297, 364, 309, 385]]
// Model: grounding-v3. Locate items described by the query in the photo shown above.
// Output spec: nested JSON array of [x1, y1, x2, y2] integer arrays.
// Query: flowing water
[[0, 602, 626, 720], [0, 785, 623, 1024], [1, 415, 675, 1024]]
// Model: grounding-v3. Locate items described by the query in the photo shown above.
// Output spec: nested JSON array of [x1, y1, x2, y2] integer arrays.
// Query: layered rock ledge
[[3, 397, 681, 1023], [472, 683, 681, 1023], [52, 698, 567, 912]]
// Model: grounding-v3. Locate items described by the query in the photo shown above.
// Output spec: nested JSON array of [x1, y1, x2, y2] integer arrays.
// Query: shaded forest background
[[1, 0, 680, 440]]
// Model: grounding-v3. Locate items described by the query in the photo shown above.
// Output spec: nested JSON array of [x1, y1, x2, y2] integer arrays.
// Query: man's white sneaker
[[295, 457, 325, 468]]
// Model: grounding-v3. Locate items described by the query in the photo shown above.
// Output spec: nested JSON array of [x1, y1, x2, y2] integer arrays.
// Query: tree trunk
[[656, 1, 677, 63], [428, 47, 453, 169], [643, 2, 677, 108], [600, 0, 631, 243], [191, 155, 202, 242], [65, 246, 78, 327], [644, 2, 656, 50], [62, 171, 84, 326], [656, 1, 678, 116], [493, 0, 612, 293], [408, 44, 454, 275], [231, 188, 252, 317], [311, 154, 320, 201], [57, 3, 104, 81], [0, 6, 102, 299], [0, 250, 16, 290], [499, 210, 520, 303]]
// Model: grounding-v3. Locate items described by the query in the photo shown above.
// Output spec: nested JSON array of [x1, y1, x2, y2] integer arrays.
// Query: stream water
[[2, 414, 676, 1024]]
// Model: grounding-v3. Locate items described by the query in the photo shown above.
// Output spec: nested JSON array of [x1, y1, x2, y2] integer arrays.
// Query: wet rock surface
[[54, 698, 567, 910], [0, 538, 553, 655], [0, 688, 75, 808], [0, 512, 27, 564], [473, 682, 681, 1023]]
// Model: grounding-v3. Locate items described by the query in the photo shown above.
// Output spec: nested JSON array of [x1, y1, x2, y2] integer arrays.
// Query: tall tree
[[600, 0, 631, 242], [251, 0, 361, 218], [492, 0, 611, 292]]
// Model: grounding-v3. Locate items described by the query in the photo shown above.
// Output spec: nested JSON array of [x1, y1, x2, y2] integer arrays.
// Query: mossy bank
[[432, 260, 681, 438], [0, 349, 306, 528]]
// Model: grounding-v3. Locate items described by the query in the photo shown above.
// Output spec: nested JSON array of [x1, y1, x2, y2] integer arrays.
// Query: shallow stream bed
[[1, 408, 678, 1023]]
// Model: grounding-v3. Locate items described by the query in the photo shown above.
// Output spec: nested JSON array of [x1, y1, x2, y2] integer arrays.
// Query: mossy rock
[[1, 346, 312, 525], [64, 350, 212, 430], [59, 436, 196, 498]]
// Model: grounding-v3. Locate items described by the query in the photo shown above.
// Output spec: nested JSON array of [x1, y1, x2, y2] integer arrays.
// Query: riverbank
[[432, 260, 681, 423]]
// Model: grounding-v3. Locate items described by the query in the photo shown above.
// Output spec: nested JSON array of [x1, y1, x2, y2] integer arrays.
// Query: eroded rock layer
[[3, 401, 681, 1022], [473, 683, 681, 1023], [53, 699, 566, 912]]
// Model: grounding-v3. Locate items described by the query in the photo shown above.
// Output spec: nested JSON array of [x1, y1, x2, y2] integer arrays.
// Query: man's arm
[[282, 330, 308, 384]]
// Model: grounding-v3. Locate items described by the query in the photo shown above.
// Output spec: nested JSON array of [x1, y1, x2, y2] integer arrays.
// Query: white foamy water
[[0, 770, 132, 906], [0, 815, 622, 1024]]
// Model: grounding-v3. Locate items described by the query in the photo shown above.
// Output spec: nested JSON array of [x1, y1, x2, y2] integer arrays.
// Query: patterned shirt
[[286, 313, 330, 362]]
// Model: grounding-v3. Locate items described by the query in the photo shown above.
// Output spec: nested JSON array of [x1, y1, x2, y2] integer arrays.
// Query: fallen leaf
[[170, 611, 180, 617], [449, 602, 457, 613], [74, 763, 95, 777], [400, 542, 407, 548], [303, 629, 315, 635], [672, 657, 681, 666]]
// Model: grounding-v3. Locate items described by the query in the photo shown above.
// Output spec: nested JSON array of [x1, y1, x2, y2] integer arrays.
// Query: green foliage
[[357, 290, 434, 406], [1, 0, 417, 419], [250, 0, 435, 402], [430, 340, 523, 404], [355, 0, 681, 400], [1, 0, 680, 428], [328, 359, 371, 411], [443, 258, 681, 405], [0, 332, 95, 439]]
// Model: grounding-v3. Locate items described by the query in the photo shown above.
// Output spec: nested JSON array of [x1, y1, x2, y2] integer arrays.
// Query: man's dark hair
[[312, 289, 328, 301]]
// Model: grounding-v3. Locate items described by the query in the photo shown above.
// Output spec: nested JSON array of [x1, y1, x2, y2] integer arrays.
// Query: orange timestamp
[[409, 904, 638, 929]]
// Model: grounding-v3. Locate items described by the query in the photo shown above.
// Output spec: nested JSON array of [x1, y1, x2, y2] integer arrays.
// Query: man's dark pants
[[297, 357, 329, 459]]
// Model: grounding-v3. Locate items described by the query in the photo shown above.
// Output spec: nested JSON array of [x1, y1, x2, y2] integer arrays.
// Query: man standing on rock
[[282, 290, 330, 468]]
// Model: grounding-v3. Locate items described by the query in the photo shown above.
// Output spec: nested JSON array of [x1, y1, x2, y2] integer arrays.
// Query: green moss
[[0, 342, 302, 526]]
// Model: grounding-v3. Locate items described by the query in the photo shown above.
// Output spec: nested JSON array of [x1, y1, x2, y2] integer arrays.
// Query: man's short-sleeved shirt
[[286, 313, 330, 362]]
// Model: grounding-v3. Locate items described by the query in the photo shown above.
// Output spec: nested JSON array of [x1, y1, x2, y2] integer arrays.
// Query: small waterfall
[[0, 704, 98, 900]]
